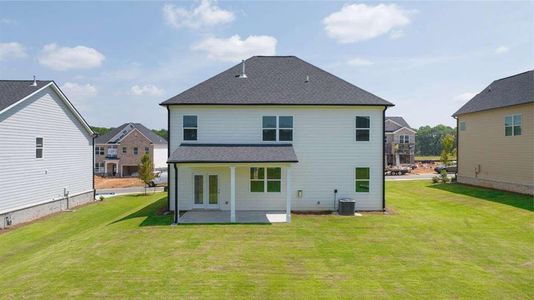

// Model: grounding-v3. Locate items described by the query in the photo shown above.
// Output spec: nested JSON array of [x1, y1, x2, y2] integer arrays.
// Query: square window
[[355, 181, 369, 193], [262, 116, 277, 128], [356, 116, 370, 128], [250, 181, 264, 192], [267, 167, 281, 179], [514, 126, 522, 136], [356, 167, 370, 179], [356, 129, 370, 141], [184, 129, 197, 141], [279, 116, 293, 128], [267, 181, 281, 192], [262, 129, 276, 141], [183, 115, 197, 128], [250, 167, 265, 180], [279, 129, 293, 141], [505, 126, 513, 136]]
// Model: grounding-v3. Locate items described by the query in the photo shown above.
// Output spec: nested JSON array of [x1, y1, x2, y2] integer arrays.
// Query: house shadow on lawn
[[429, 183, 533, 212], [111, 196, 174, 226]]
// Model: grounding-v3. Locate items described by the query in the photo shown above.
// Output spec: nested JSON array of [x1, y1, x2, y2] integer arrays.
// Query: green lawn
[[0, 182, 532, 299]]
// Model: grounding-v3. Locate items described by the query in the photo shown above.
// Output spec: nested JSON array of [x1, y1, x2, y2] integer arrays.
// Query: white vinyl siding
[[0, 86, 93, 214], [169, 105, 384, 211]]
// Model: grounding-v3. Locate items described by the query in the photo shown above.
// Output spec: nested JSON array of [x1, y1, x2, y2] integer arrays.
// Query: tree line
[[91, 126, 168, 141], [415, 124, 456, 156]]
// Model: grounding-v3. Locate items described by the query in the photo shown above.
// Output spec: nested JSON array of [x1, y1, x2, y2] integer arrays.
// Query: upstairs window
[[356, 116, 370, 141], [95, 146, 104, 156], [144, 147, 149, 154], [183, 115, 198, 141], [262, 116, 293, 142], [459, 121, 466, 131], [355, 167, 370, 193], [133, 147, 138, 155], [36, 137, 43, 158], [399, 135, 410, 144], [505, 114, 521, 136], [122, 147, 127, 154], [250, 167, 282, 193]]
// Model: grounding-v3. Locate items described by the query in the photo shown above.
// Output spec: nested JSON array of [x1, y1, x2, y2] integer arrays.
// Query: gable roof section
[[95, 123, 167, 144], [453, 70, 534, 117], [0, 80, 94, 135], [385, 116, 414, 132], [168, 144, 298, 163], [161, 56, 394, 107]]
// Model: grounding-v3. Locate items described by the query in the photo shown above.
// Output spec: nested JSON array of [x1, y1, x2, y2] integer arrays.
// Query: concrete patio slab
[[179, 210, 287, 224]]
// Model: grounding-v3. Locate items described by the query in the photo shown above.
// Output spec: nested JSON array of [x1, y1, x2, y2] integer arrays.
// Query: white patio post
[[104, 162, 107, 175], [230, 166, 236, 223], [286, 166, 292, 223]]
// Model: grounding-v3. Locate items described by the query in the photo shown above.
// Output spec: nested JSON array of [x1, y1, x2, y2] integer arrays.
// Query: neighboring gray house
[[94, 123, 168, 177], [385, 116, 416, 166], [160, 56, 394, 224], [0, 79, 95, 229]]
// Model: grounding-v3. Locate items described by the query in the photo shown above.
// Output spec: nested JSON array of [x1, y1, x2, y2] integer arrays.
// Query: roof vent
[[238, 60, 247, 78], [31, 75, 37, 87], [305, 75, 310, 83]]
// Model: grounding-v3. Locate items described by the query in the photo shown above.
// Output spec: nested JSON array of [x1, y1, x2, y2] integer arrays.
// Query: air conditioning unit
[[5, 215, 12, 226]]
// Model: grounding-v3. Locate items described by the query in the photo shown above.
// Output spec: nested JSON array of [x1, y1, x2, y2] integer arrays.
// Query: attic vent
[[31, 75, 37, 87], [238, 60, 247, 78], [305, 75, 310, 83]]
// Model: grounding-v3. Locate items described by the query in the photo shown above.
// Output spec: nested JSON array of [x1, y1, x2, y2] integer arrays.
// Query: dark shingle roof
[[385, 116, 413, 132], [0, 80, 53, 112], [168, 144, 298, 163], [453, 70, 534, 116], [161, 56, 393, 107], [95, 123, 167, 144]]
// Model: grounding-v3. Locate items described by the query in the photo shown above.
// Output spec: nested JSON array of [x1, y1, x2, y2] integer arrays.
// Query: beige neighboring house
[[453, 70, 533, 195], [94, 123, 168, 177], [385, 116, 416, 166]]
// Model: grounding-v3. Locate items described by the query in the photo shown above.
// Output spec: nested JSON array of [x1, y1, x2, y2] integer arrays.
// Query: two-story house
[[160, 56, 394, 224], [453, 70, 533, 195], [0, 79, 94, 229], [94, 123, 167, 177], [385, 116, 416, 166]]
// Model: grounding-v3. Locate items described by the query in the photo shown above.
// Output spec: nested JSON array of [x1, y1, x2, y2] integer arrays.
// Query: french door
[[193, 174, 219, 209]]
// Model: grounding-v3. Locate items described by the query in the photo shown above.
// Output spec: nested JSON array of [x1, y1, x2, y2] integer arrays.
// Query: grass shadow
[[110, 196, 173, 226], [429, 183, 533, 212]]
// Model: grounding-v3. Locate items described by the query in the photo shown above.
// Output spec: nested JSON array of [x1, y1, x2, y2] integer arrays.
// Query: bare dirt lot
[[94, 176, 144, 189], [412, 162, 438, 174]]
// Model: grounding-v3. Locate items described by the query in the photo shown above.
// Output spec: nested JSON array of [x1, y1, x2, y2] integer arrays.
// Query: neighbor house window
[[144, 147, 149, 154], [250, 167, 282, 193], [183, 115, 198, 141], [95, 146, 104, 156], [133, 147, 138, 155], [94, 162, 104, 173], [262, 116, 293, 142], [505, 114, 521, 136], [356, 116, 370, 141], [122, 147, 127, 154], [399, 135, 410, 144], [459, 121, 466, 131], [36, 137, 43, 158], [355, 167, 370, 193]]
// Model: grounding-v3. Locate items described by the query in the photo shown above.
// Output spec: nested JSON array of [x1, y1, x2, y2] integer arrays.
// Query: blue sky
[[1, 1, 532, 129]]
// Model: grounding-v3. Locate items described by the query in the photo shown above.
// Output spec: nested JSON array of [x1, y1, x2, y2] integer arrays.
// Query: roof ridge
[[0, 79, 53, 82], [492, 70, 533, 83]]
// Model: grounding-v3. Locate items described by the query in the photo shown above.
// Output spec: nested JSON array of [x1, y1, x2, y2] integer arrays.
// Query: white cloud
[[192, 35, 277, 62], [495, 46, 509, 54], [389, 29, 405, 39], [347, 58, 374, 66], [61, 82, 98, 99], [323, 3, 413, 43], [163, 0, 234, 29], [0, 42, 27, 60], [454, 92, 477, 103], [130, 84, 164, 96], [38, 43, 105, 71]]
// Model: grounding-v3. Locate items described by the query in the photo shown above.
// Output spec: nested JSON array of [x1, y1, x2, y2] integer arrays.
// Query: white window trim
[[261, 116, 294, 143], [36, 137, 44, 159], [355, 167, 370, 193], [459, 121, 466, 131], [95, 146, 105, 156], [249, 167, 282, 193], [505, 114, 522, 136], [399, 135, 410, 144], [355, 116, 371, 142], [183, 115, 198, 142]]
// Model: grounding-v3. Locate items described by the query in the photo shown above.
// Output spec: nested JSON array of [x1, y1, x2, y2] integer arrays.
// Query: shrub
[[99, 195, 105, 201], [432, 176, 440, 184]]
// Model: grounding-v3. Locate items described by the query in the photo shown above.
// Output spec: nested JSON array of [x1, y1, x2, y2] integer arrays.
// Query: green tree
[[440, 134, 456, 166], [138, 153, 155, 194], [91, 126, 114, 136], [152, 129, 168, 141], [415, 125, 456, 156]]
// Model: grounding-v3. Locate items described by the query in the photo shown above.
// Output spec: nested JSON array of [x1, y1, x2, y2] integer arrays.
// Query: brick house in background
[[385, 116, 416, 166], [94, 123, 167, 177]]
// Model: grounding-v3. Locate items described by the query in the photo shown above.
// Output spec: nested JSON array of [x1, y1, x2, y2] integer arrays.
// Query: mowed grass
[[0, 182, 532, 299]]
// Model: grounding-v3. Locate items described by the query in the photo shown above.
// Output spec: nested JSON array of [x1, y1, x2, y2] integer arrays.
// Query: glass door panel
[[208, 175, 218, 205], [194, 175, 204, 205]]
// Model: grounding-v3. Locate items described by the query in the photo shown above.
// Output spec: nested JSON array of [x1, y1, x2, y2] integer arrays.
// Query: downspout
[[167, 106, 171, 210], [455, 117, 459, 180], [173, 163, 179, 224], [92, 134, 96, 200], [382, 107, 387, 211]]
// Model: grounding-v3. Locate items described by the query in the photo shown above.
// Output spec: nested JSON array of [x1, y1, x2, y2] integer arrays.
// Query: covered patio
[[168, 143, 298, 224], [180, 210, 287, 224]]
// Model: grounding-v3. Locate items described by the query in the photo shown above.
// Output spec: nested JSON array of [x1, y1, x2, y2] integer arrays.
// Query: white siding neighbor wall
[[169, 105, 384, 211], [153, 144, 168, 169], [0, 86, 93, 214]]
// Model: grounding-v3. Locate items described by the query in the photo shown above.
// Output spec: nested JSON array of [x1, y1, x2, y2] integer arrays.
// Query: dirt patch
[[412, 162, 438, 174], [95, 176, 144, 189]]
